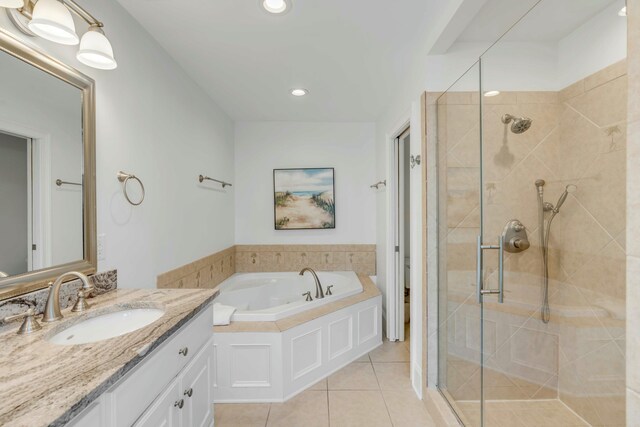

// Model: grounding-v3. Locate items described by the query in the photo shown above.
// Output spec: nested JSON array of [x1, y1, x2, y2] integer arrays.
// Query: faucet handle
[[71, 286, 94, 313], [302, 291, 313, 302], [3, 308, 42, 335], [326, 285, 334, 296]]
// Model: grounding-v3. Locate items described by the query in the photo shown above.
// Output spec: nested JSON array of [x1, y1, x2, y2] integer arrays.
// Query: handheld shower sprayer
[[535, 180, 577, 323], [552, 185, 577, 214]]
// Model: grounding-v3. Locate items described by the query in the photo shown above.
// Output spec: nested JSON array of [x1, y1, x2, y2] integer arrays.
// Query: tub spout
[[299, 268, 325, 299]]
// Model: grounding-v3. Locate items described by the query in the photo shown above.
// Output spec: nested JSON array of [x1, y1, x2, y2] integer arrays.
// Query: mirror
[[0, 28, 96, 299]]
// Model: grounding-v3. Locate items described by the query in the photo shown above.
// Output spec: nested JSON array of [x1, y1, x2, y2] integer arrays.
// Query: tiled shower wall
[[627, 0, 640, 422], [552, 62, 627, 427], [157, 244, 376, 289], [438, 62, 627, 425]]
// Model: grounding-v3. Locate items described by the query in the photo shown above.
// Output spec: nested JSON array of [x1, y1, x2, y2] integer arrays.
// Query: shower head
[[502, 114, 533, 134], [553, 184, 577, 213]]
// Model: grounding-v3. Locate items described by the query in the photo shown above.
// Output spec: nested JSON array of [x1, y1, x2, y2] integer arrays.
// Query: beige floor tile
[[328, 361, 379, 390], [309, 378, 328, 390], [355, 353, 371, 363], [373, 362, 412, 390], [214, 403, 271, 427], [485, 409, 527, 427], [266, 390, 329, 427], [328, 390, 392, 427], [382, 389, 436, 427], [369, 339, 411, 362]]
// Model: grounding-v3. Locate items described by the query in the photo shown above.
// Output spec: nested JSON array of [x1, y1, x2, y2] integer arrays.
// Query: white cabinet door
[[134, 377, 182, 427], [67, 399, 103, 427], [181, 338, 213, 427]]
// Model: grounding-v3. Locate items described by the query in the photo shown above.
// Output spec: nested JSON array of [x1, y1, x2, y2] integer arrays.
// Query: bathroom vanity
[[0, 288, 216, 427]]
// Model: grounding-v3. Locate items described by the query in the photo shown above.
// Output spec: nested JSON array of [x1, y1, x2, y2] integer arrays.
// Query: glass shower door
[[436, 61, 484, 427]]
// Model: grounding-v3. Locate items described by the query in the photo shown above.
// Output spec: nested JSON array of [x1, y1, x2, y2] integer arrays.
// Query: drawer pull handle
[[184, 388, 193, 397], [174, 399, 184, 409], [178, 347, 189, 356]]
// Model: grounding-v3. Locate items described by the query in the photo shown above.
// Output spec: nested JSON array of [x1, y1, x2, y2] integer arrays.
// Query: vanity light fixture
[[291, 88, 308, 97], [2, 0, 117, 70], [262, 0, 291, 14], [484, 90, 500, 97]]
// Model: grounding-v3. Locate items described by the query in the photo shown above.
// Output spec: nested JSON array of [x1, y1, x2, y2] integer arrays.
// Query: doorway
[[392, 127, 411, 342], [0, 131, 31, 275]]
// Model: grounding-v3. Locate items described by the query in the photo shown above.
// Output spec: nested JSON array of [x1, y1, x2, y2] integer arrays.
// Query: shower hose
[[537, 193, 556, 324]]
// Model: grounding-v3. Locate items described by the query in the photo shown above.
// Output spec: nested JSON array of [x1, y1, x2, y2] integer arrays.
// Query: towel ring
[[117, 171, 145, 206]]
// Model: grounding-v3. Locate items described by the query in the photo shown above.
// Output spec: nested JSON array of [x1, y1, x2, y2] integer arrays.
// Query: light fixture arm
[[61, 0, 102, 28]]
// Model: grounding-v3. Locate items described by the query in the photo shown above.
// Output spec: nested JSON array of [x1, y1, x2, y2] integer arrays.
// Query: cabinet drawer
[[110, 305, 212, 427]]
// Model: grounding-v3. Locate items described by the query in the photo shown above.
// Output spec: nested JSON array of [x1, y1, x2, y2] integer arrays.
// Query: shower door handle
[[476, 235, 505, 304]]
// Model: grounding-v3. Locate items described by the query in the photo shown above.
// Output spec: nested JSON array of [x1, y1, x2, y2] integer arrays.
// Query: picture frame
[[273, 167, 335, 230]]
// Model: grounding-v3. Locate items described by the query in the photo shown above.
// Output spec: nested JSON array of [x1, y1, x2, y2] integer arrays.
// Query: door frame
[[386, 118, 410, 343], [385, 100, 426, 398]]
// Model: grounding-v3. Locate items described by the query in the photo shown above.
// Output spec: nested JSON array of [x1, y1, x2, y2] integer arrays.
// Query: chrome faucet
[[42, 271, 93, 322], [299, 268, 325, 299]]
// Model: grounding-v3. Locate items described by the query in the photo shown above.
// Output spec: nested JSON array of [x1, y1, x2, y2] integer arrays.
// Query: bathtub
[[212, 271, 382, 402], [214, 271, 363, 322]]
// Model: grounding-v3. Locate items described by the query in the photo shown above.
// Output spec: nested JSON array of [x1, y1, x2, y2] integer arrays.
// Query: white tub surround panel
[[213, 275, 382, 402], [213, 297, 381, 403]]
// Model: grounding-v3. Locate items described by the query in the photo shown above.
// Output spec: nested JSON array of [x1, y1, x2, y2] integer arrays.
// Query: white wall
[[234, 122, 376, 244], [0, 0, 235, 288], [557, 0, 627, 88]]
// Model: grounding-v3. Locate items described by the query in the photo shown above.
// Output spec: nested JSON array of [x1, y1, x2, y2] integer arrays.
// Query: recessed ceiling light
[[291, 88, 308, 97], [484, 90, 500, 97], [262, 0, 291, 14], [618, 6, 627, 16]]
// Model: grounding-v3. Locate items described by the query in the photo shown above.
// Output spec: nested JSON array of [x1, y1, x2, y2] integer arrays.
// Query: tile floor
[[214, 325, 437, 427], [456, 399, 591, 427]]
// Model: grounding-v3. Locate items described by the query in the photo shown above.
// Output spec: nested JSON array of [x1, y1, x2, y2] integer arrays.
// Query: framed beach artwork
[[273, 168, 335, 230]]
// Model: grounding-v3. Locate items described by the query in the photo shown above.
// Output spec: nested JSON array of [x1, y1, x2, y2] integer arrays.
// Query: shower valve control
[[502, 219, 530, 254]]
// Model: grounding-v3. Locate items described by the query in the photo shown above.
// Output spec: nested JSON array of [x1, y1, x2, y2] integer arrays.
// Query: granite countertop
[[0, 288, 217, 427]]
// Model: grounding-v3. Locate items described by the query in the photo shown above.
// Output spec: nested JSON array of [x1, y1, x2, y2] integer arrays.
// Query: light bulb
[[291, 88, 308, 97], [263, 0, 289, 14]]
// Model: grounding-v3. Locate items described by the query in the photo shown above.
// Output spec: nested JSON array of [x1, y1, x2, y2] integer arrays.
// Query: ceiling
[[116, 0, 429, 122], [457, 0, 619, 43]]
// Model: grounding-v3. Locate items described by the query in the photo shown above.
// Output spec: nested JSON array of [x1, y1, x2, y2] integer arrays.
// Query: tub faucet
[[299, 268, 325, 299]]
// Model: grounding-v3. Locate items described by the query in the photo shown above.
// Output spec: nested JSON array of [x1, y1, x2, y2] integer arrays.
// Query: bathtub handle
[[302, 291, 313, 302], [326, 285, 333, 296]]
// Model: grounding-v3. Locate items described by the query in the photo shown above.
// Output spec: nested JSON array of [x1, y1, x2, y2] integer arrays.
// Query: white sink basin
[[48, 308, 165, 345]]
